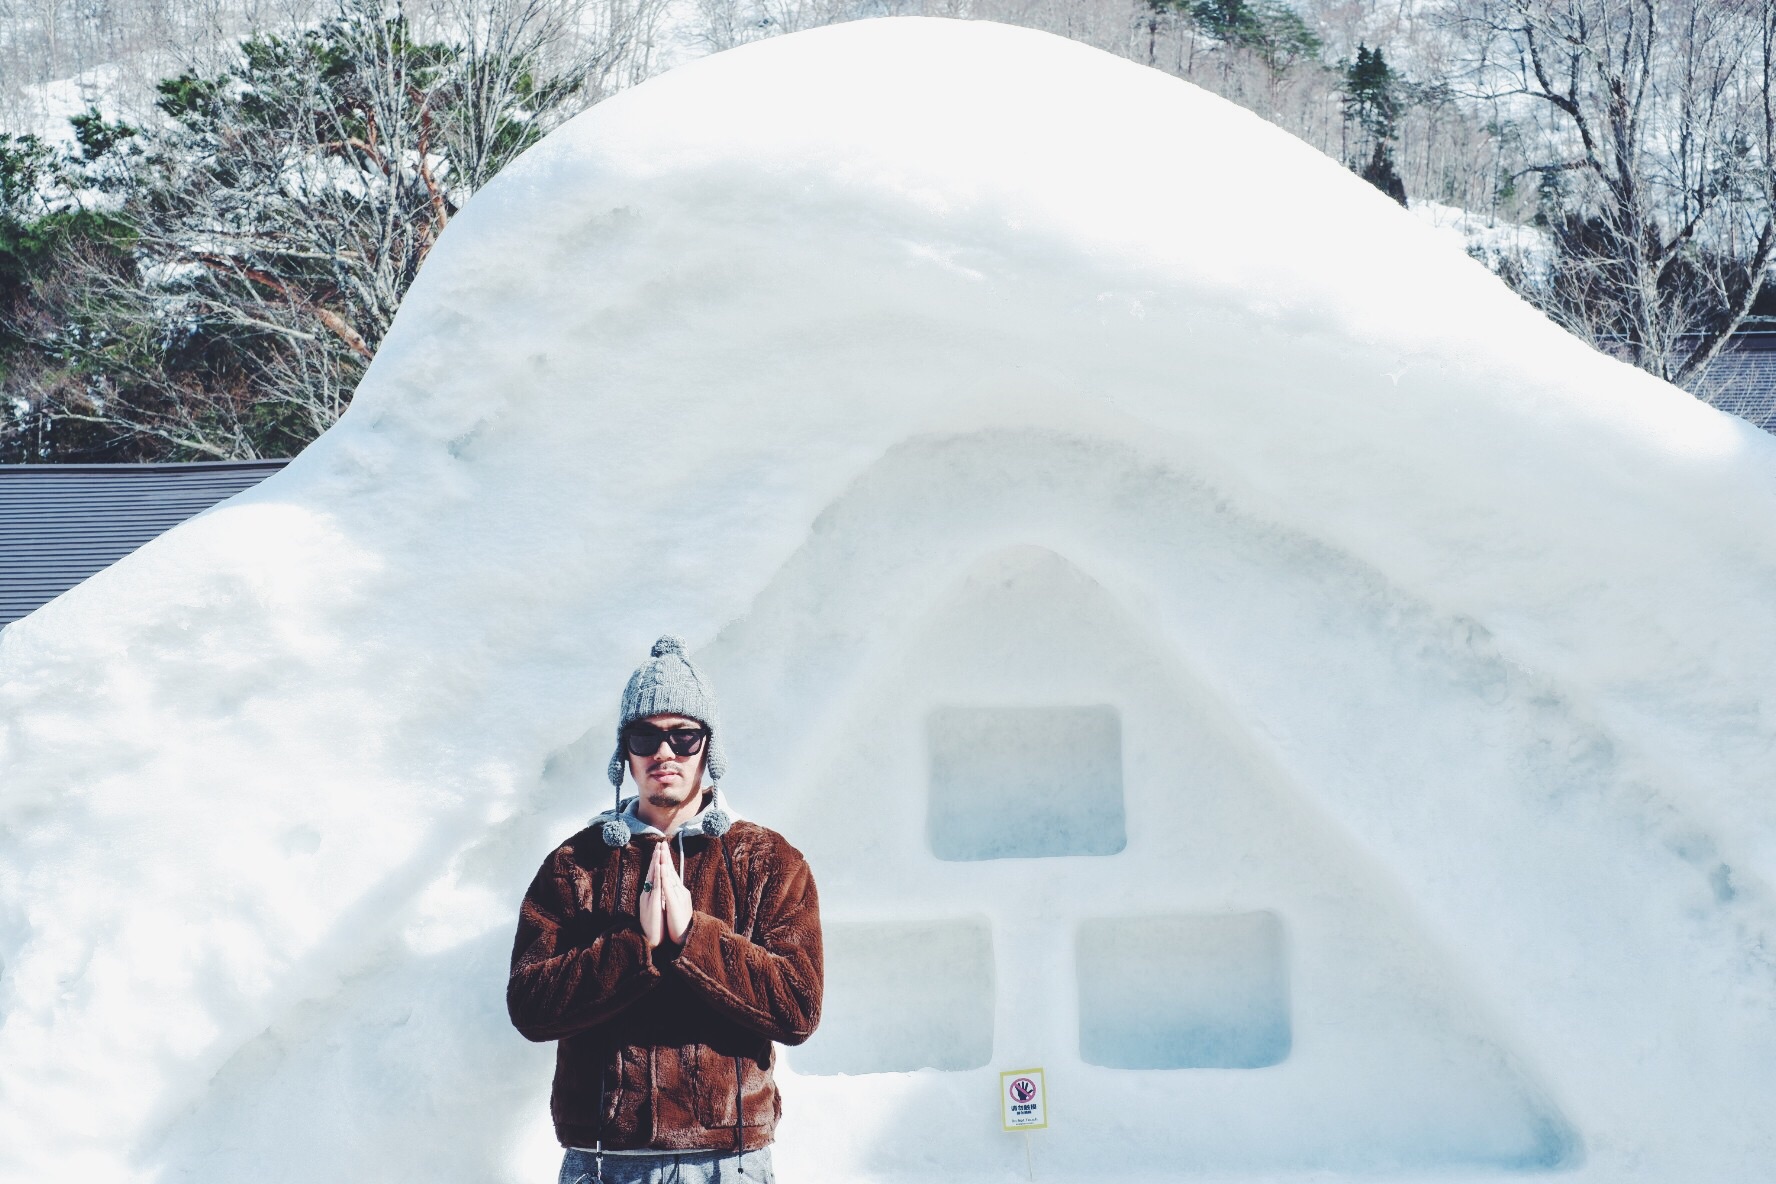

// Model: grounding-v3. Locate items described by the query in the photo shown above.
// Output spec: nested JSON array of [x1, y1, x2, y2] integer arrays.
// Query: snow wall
[[4, 17, 1776, 1184]]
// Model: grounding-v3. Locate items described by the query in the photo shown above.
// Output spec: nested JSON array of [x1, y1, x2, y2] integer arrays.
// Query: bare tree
[[1447, 0, 1776, 387], [419, 0, 665, 192]]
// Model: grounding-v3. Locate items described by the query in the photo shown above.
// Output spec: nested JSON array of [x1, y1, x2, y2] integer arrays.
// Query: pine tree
[[1343, 43, 1406, 206], [1187, 0, 1321, 70], [1344, 45, 1399, 145]]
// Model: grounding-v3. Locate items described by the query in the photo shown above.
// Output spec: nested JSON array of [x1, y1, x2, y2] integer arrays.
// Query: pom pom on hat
[[600, 816, 633, 847], [651, 635, 687, 658]]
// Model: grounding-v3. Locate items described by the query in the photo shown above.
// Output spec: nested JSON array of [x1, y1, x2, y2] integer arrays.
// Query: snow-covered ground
[[4, 16, 1776, 1183], [1411, 198, 1553, 276], [7, 65, 125, 147]]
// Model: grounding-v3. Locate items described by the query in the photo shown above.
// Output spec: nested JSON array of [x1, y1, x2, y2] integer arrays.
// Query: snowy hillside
[[1411, 199, 1552, 275], [3, 16, 1776, 1183]]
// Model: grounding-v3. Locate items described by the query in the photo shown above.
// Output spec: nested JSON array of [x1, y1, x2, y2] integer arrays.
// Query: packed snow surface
[[5, 17, 1776, 1183]]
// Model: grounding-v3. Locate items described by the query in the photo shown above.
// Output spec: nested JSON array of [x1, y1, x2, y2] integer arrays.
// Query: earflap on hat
[[704, 733, 728, 783]]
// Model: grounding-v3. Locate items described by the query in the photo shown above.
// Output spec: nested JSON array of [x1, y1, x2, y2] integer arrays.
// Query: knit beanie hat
[[606, 635, 728, 801]]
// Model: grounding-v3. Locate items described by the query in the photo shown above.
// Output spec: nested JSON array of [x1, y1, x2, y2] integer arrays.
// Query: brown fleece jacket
[[507, 816, 823, 1152]]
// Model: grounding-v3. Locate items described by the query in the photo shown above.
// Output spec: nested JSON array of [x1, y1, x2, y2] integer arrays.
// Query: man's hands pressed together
[[639, 839, 694, 949]]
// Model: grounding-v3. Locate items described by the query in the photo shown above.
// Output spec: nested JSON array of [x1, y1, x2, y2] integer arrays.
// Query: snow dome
[[4, 16, 1776, 1184]]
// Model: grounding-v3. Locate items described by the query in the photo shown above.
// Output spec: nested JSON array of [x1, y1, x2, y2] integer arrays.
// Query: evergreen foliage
[[1342, 44, 1405, 206], [1343, 45, 1398, 145], [1144, 0, 1322, 74], [0, 0, 596, 462], [1189, 0, 1320, 66], [1, 132, 140, 462]]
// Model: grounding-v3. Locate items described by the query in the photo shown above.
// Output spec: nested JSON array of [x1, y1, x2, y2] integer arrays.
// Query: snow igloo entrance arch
[[698, 428, 1576, 1176]]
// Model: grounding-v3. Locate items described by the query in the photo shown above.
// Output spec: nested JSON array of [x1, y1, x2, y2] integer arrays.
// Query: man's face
[[625, 713, 708, 809]]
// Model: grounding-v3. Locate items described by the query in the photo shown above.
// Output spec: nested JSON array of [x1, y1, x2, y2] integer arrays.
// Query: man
[[508, 635, 823, 1184]]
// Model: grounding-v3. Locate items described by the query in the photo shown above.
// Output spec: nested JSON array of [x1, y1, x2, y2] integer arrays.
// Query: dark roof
[[1694, 333, 1776, 434], [0, 460, 289, 627]]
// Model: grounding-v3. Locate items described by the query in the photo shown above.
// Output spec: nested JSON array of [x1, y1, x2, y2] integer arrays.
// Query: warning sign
[[1000, 1068, 1048, 1131]]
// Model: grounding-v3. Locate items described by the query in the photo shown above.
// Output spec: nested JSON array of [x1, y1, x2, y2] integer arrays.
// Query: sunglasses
[[623, 722, 708, 758]]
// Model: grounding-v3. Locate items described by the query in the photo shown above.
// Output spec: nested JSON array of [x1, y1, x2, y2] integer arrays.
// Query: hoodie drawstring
[[594, 1057, 609, 1184]]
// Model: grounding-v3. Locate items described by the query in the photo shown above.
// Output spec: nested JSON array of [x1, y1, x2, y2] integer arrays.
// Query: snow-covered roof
[[2, 17, 1775, 1184], [0, 461, 287, 626]]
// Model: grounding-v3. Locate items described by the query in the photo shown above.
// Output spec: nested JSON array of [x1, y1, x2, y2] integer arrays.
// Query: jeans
[[557, 1147, 774, 1184]]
